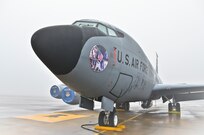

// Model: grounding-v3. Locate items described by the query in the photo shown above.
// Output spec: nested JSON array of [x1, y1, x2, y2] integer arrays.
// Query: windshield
[[74, 21, 117, 37], [74, 21, 97, 27]]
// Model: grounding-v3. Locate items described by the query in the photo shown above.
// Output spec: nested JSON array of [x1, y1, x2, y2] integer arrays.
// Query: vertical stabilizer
[[156, 53, 158, 74]]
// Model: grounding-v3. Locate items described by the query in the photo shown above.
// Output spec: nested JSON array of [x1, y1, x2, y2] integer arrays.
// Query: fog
[[0, 0, 204, 96]]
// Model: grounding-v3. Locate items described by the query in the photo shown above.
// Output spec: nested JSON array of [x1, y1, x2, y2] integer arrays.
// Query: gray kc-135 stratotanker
[[31, 19, 204, 127]]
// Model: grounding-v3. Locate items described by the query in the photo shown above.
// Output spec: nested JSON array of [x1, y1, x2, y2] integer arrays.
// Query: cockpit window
[[74, 22, 97, 27], [107, 28, 117, 37], [74, 21, 120, 37], [97, 24, 108, 35]]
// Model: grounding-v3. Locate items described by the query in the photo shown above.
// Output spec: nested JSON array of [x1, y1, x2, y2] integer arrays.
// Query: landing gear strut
[[98, 108, 118, 127]]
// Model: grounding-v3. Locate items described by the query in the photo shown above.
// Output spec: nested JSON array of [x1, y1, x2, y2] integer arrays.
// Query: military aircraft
[[31, 19, 204, 127]]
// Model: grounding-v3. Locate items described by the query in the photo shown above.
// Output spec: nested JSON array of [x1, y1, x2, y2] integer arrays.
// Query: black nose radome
[[31, 25, 83, 75]]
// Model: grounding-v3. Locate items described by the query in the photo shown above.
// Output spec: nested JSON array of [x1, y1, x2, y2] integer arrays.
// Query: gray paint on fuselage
[[57, 26, 161, 103], [58, 36, 121, 101]]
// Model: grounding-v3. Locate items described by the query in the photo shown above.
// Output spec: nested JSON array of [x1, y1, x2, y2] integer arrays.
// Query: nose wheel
[[98, 108, 118, 127]]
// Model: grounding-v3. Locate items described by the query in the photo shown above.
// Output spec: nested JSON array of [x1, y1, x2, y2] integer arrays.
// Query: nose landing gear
[[98, 108, 118, 127]]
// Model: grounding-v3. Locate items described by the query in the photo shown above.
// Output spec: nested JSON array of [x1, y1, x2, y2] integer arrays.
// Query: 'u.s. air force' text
[[114, 48, 148, 74]]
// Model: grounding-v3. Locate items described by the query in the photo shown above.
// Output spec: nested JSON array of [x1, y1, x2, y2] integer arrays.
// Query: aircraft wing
[[151, 84, 204, 102]]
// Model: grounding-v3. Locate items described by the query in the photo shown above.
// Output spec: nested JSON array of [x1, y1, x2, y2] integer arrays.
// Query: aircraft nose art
[[31, 25, 83, 75]]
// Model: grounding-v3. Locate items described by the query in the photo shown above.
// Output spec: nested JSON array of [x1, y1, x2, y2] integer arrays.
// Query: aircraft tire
[[168, 103, 173, 112], [124, 102, 130, 111], [116, 103, 130, 111], [116, 103, 121, 109], [176, 103, 180, 112], [109, 111, 118, 127], [98, 111, 106, 126]]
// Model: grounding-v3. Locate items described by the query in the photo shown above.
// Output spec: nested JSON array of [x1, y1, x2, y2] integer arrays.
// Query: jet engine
[[141, 100, 153, 109], [50, 84, 67, 99], [61, 87, 80, 105]]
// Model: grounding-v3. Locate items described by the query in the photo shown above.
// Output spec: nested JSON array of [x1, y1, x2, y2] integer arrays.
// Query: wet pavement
[[0, 95, 204, 135]]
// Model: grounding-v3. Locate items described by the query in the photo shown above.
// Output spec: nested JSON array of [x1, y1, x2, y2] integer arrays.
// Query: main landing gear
[[98, 108, 118, 127], [116, 102, 130, 111], [168, 102, 180, 112], [168, 97, 181, 113]]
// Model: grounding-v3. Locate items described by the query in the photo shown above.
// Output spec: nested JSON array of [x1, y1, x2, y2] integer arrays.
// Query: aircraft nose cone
[[31, 25, 83, 75]]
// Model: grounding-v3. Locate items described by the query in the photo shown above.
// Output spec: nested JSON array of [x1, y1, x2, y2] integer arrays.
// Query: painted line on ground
[[16, 112, 89, 123]]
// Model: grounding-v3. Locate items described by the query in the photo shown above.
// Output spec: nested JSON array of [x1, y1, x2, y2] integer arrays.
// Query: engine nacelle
[[50, 84, 67, 99], [141, 100, 153, 109], [61, 87, 80, 105]]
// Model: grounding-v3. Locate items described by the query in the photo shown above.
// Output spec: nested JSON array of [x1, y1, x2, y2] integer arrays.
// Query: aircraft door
[[110, 73, 133, 98], [105, 41, 122, 93]]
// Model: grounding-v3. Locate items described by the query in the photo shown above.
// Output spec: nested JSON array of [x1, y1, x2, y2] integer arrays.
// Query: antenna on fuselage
[[156, 52, 158, 74]]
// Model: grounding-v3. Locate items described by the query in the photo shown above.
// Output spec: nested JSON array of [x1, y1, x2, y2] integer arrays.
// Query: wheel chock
[[95, 124, 126, 132], [169, 111, 181, 114]]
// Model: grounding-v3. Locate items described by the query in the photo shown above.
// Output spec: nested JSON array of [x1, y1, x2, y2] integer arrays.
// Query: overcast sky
[[0, 0, 204, 97]]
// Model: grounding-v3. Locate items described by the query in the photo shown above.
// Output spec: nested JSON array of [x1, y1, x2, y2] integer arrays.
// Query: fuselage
[[31, 19, 162, 103]]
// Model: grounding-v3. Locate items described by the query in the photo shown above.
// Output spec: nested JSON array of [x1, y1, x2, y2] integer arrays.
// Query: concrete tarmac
[[0, 95, 204, 135]]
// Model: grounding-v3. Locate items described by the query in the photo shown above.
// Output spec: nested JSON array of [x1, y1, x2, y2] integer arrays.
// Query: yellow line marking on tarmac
[[118, 113, 143, 125], [16, 112, 89, 123], [96, 111, 148, 134]]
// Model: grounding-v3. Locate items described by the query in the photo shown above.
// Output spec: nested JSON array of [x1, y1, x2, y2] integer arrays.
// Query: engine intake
[[50, 84, 66, 99], [61, 87, 80, 105]]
